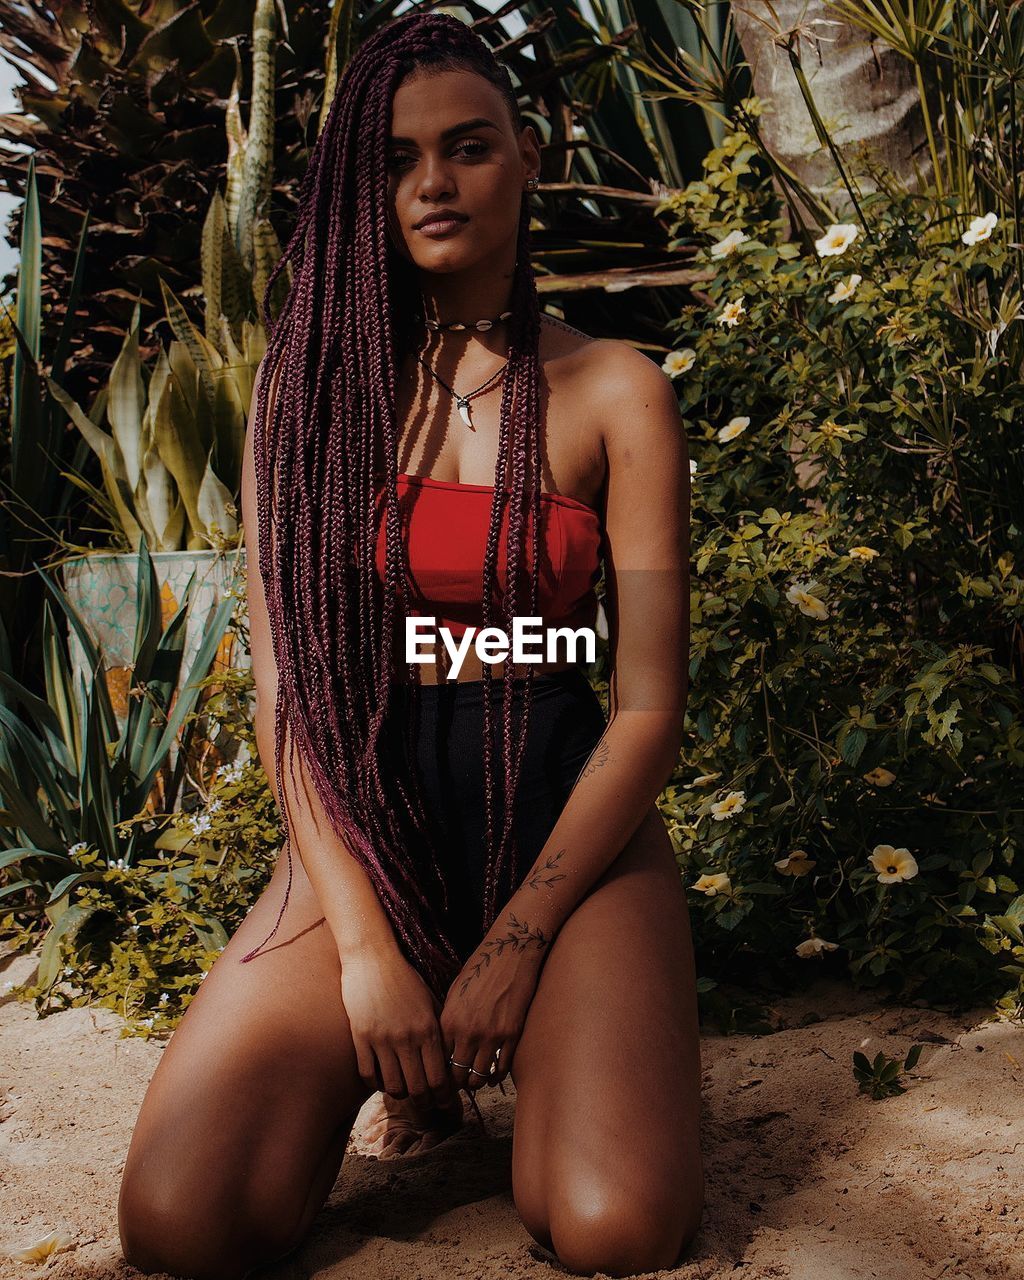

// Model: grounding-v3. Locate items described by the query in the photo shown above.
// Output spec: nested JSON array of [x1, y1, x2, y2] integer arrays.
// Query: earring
[[526, 176, 540, 190]]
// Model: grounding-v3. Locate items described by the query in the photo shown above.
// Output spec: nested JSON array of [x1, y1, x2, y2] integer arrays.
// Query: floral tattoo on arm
[[459, 914, 550, 995]]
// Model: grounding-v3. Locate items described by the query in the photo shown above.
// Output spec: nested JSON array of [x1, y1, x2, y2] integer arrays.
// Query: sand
[[2, 944, 1022, 1280]]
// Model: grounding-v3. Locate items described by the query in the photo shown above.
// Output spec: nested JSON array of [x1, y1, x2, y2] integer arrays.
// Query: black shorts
[[388, 666, 607, 962]]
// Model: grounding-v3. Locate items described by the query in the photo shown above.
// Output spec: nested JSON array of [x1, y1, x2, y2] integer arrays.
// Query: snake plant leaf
[[252, 213, 291, 325], [152, 352, 209, 543], [141, 418, 186, 550], [107, 302, 148, 495], [202, 188, 251, 346], [196, 451, 239, 543], [236, 0, 276, 270], [159, 277, 217, 427], [225, 40, 246, 235], [44, 374, 145, 549], [210, 368, 246, 493]]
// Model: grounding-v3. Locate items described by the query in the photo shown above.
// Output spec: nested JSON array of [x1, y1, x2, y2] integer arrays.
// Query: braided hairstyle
[[239, 8, 547, 1004]]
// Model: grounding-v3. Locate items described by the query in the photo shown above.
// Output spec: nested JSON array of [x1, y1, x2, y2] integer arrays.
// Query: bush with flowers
[[656, 107, 1024, 1016]]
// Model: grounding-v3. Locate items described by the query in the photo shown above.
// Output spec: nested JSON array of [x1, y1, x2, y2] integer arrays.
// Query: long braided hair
[[238, 9, 547, 1004]]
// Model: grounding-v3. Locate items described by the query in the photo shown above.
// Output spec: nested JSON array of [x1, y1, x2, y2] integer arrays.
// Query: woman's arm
[[472, 344, 691, 972], [242, 356, 404, 964]]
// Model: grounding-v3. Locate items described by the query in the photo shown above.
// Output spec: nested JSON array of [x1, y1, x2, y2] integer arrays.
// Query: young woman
[[118, 11, 702, 1279]]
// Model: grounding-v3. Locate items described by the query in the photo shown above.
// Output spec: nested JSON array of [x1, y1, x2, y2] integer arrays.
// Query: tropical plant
[[657, 106, 1024, 1017], [0, 536, 238, 921]]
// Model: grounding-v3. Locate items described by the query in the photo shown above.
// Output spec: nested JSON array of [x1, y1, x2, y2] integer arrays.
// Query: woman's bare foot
[[362, 1090, 466, 1159]]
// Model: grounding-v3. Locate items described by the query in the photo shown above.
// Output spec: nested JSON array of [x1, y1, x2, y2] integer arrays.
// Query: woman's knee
[[117, 1164, 301, 1280], [546, 1181, 703, 1277]]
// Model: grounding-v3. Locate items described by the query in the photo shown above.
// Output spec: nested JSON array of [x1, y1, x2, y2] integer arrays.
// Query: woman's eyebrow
[[388, 116, 500, 145]]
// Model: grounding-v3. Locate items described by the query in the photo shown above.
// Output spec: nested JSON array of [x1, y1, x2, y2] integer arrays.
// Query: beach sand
[[2, 947, 1022, 1280]]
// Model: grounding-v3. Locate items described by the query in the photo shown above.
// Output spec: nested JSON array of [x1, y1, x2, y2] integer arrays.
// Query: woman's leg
[[509, 803, 705, 1278], [118, 845, 375, 1280]]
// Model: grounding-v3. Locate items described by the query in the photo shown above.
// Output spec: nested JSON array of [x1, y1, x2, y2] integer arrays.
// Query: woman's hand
[[340, 948, 457, 1110], [439, 936, 547, 1093]]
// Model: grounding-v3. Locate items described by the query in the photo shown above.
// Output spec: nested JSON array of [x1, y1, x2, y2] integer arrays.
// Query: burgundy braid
[[238, 9, 547, 1002]]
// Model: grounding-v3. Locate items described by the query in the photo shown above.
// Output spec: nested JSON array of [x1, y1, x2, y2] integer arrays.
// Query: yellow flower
[[716, 297, 746, 326], [795, 936, 839, 958], [786, 580, 830, 620], [869, 843, 919, 883], [717, 415, 750, 443], [694, 871, 732, 896], [710, 789, 747, 820], [815, 223, 860, 257], [827, 273, 862, 303], [662, 347, 696, 378], [710, 229, 749, 259], [848, 545, 879, 561], [692, 771, 721, 786], [819, 419, 853, 439], [961, 212, 998, 245], [863, 766, 896, 787], [775, 849, 816, 875]]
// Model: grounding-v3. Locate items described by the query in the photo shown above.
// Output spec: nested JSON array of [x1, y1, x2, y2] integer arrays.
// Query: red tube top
[[373, 473, 602, 640]]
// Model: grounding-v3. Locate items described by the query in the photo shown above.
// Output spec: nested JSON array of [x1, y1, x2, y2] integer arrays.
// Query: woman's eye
[[387, 140, 489, 169]]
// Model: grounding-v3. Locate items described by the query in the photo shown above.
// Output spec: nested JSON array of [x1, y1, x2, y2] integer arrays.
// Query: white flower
[[716, 297, 746, 327], [795, 936, 839, 958], [662, 347, 697, 378], [9, 1231, 76, 1264], [717, 415, 750, 443], [827, 273, 862, 303], [961, 212, 998, 245], [693, 872, 732, 896], [112, 857, 126, 870], [159, 992, 169, 1004], [207, 798, 223, 815], [710, 229, 749, 259], [189, 813, 213, 836], [710, 790, 747, 820], [815, 223, 860, 257], [786, 581, 829, 620], [689, 458, 698, 478], [68, 841, 87, 858], [848, 545, 879, 561], [869, 844, 919, 883]]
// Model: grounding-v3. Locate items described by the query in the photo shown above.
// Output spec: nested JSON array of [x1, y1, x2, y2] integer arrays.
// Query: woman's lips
[[416, 217, 468, 238]]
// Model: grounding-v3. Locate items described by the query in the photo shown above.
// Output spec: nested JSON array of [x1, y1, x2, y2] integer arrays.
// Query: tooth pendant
[[456, 397, 474, 429]]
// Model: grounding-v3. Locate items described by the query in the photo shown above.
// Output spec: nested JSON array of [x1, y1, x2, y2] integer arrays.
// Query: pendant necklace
[[413, 350, 509, 430]]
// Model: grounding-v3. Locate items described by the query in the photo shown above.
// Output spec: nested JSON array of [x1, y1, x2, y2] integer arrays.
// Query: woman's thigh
[[118, 845, 373, 1280], [508, 804, 704, 1277]]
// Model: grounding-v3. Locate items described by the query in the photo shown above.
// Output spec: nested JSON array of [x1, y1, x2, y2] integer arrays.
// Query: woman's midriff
[[393, 645, 579, 684]]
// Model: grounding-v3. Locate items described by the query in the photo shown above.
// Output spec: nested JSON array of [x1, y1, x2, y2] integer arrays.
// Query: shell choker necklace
[[413, 308, 513, 333]]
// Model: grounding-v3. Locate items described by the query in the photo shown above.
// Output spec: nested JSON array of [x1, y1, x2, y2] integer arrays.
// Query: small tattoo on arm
[[526, 848, 567, 891], [580, 740, 611, 779], [459, 913, 550, 995]]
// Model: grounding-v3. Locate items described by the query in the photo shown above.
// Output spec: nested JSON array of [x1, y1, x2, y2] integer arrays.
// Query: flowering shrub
[[656, 115, 1024, 1015]]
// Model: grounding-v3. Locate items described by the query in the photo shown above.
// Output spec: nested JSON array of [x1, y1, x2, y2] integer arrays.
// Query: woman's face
[[385, 67, 539, 273]]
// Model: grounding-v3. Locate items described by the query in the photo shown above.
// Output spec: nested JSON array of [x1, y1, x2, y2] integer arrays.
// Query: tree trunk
[[730, 0, 943, 223]]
